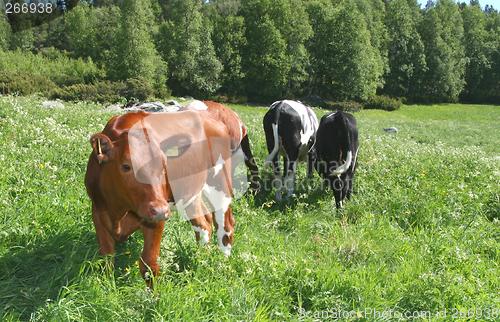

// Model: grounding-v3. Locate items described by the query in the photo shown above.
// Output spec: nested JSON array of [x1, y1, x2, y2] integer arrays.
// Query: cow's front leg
[[214, 207, 235, 257], [140, 221, 165, 287], [190, 215, 212, 246], [114, 211, 142, 242], [92, 205, 115, 255]]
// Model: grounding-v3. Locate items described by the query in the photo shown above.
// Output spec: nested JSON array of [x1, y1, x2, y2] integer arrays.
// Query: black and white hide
[[315, 111, 359, 209], [263, 100, 319, 200]]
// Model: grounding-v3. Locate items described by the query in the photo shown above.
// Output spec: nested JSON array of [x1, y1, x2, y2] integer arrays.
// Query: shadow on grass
[[0, 230, 97, 319]]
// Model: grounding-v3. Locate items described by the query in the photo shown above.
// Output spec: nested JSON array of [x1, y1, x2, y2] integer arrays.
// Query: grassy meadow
[[0, 96, 498, 320]]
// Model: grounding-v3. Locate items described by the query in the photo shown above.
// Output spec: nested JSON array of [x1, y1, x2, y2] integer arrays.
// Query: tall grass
[[0, 96, 498, 320]]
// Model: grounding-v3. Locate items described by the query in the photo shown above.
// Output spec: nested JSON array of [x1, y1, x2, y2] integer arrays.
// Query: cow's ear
[[90, 133, 114, 164]]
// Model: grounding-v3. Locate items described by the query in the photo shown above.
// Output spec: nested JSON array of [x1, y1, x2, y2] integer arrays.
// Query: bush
[[0, 50, 104, 87], [53, 77, 158, 103], [53, 81, 126, 103], [0, 71, 58, 96], [322, 101, 363, 112], [364, 95, 402, 111], [123, 77, 155, 101]]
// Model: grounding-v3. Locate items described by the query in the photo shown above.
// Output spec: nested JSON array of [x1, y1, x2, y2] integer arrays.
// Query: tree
[[110, 0, 167, 97], [241, 0, 312, 100], [478, 7, 500, 103], [460, 2, 491, 101], [157, 0, 222, 97], [418, 0, 466, 102], [210, 13, 247, 96], [354, 0, 387, 89], [306, 0, 381, 100], [384, 0, 427, 99], [65, 4, 99, 59], [0, 10, 10, 51]]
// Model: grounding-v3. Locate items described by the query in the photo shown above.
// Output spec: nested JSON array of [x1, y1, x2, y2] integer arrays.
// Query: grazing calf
[[263, 100, 318, 200], [315, 111, 359, 209]]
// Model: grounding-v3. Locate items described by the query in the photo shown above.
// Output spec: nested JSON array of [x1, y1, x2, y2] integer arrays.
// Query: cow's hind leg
[[272, 156, 283, 201], [283, 151, 299, 198], [92, 205, 115, 255], [240, 134, 260, 192], [330, 177, 344, 209], [214, 207, 235, 256]]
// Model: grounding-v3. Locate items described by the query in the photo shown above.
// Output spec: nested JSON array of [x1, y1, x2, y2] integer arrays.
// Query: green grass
[[0, 96, 498, 321]]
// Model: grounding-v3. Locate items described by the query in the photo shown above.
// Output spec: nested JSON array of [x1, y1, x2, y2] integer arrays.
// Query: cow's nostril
[[149, 206, 168, 218]]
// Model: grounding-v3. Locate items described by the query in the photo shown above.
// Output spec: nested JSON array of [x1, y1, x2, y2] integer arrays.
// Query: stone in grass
[[42, 100, 65, 109], [383, 127, 398, 133]]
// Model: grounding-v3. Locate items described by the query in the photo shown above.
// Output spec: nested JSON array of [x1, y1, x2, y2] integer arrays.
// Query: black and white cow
[[263, 100, 319, 200], [315, 111, 359, 209]]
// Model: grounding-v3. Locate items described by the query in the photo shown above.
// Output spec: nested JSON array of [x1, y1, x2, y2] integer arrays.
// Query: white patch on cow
[[202, 184, 232, 217], [192, 225, 210, 245], [282, 100, 318, 146], [185, 100, 208, 111], [265, 123, 280, 166], [213, 154, 225, 176], [331, 151, 353, 177], [352, 147, 359, 171], [215, 209, 233, 256], [202, 184, 233, 256]]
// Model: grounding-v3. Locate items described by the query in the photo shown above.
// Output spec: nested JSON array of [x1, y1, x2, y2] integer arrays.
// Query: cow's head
[[90, 130, 171, 222]]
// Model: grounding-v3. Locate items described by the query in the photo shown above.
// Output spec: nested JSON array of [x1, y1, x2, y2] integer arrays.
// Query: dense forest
[[0, 0, 499, 104]]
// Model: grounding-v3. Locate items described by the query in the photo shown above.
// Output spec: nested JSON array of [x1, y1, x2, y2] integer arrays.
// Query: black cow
[[315, 111, 359, 209], [263, 100, 319, 200]]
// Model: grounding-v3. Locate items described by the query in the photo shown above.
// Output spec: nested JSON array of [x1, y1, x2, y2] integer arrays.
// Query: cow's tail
[[331, 112, 353, 177], [264, 103, 281, 167]]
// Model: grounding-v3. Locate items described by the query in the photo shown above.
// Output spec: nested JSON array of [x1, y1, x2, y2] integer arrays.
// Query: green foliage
[[0, 12, 10, 51], [210, 12, 247, 96], [0, 50, 104, 86], [0, 0, 499, 103], [158, 0, 222, 97], [479, 9, 500, 103], [353, 0, 388, 89], [52, 77, 155, 103], [307, 0, 381, 101], [52, 81, 125, 103], [384, 0, 427, 100], [363, 95, 402, 111], [113, 0, 168, 97], [0, 71, 58, 96], [419, 0, 466, 102], [0, 96, 498, 319], [461, 3, 490, 101], [322, 100, 363, 112], [241, 0, 312, 100]]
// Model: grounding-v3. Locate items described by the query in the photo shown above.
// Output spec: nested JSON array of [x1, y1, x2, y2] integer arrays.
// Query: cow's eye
[[121, 164, 132, 172]]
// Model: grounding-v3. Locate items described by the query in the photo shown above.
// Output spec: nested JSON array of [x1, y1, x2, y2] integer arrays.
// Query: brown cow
[[85, 109, 237, 286]]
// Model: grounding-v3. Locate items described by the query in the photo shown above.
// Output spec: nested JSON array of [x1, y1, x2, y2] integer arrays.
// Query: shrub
[[0, 71, 58, 96], [53, 81, 125, 103], [0, 50, 104, 87], [53, 77, 158, 103], [123, 77, 155, 102], [364, 95, 402, 111], [322, 101, 363, 112]]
